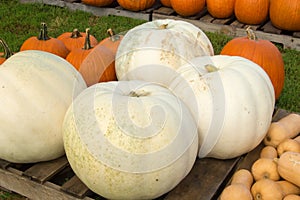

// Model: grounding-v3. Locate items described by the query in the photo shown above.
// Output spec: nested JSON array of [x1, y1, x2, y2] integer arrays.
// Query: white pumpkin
[[0, 50, 87, 163], [115, 19, 214, 86], [169, 55, 275, 159], [63, 80, 198, 200]]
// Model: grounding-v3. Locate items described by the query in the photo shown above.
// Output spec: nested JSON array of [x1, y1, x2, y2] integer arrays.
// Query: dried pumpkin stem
[[70, 29, 83, 38], [158, 24, 168, 29], [83, 28, 93, 50], [107, 28, 120, 42], [205, 64, 219, 72], [38, 22, 50, 41], [246, 26, 257, 41], [129, 90, 150, 97], [0, 38, 13, 59]]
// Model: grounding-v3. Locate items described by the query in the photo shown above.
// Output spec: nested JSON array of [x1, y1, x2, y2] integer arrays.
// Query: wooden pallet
[[19, 0, 300, 50], [0, 109, 290, 200]]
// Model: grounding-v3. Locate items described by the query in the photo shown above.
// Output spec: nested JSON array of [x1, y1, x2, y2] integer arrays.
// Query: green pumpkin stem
[[205, 64, 219, 72], [71, 28, 83, 38], [107, 28, 120, 42], [246, 26, 257, 41], [0, 38, 13, 59], [38, 22, 50, 41], [83, 28, 93, 50]]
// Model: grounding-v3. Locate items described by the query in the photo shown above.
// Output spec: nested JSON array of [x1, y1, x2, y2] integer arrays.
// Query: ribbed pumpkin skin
[[160, 0, 171, 7], [234, 0, 269, 25], [220, 34, 285, 100], [206, 0, 236, 19], [270, 0, 300, 31], [57, 30, 98, 51], [117, 0, 155, 11], [81, 0, 114, 6], [170, 0, 205, 17]]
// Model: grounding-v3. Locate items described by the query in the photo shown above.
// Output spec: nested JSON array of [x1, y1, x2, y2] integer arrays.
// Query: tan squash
[[251, 179, 284, 200], [251, 158, 280, 181], [260, 145, 278, 159], [231, 169, 254, 189], [294, 135, 300, 144], [277, 180, 300, 196], [277, 151, 300, 187], [220, 184, 253, 200], [264, 113, 300, 147], [277, 139, 300, 156], [283, 194, 300, 200]]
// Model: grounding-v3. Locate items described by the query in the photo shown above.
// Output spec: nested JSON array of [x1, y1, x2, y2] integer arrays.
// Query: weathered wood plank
[[61, 175, 90, 198], [0, 167, 94, 200], [23, 156, 69, 183], [0, 159, 11, 169], [164, 157, 240, 200]]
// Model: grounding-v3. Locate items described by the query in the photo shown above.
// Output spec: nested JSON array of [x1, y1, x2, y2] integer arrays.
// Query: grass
[[0, 0, 299, 113]]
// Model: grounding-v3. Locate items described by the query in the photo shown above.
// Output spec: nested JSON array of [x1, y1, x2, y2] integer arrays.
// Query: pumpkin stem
[[205, 64, 219, 72], [129, 90, 150, 97], [38, 22, 50, 41], [71, 28, 83, 38], [107, 28, 121, 42], [83, 28, 93, 50], [0, 38, 13, 59], [159, 24, 168, 29], [246, 26, 257, 41]]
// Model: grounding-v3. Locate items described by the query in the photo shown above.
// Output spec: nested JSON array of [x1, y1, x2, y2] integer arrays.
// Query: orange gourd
[[98, 28, 123, 55], [117, 0, 155, 11], [234, 0, 269, 25], [220, 27, 285, 100], [20, 22, 69, 58], [170, 0, 205, 17], [78, 44, 116, 86], [160, 0, 171, 7], [251, 158, 280, 181], [269, 0, 300, 31], [66, 28, 95, 70], [0, 38, 13, 65], [206, 0, 235, 19], [251, 179, 284, 200], [264, 113, 300, 147], [57, 28, 98, 51], [81, 0, 114, 6]]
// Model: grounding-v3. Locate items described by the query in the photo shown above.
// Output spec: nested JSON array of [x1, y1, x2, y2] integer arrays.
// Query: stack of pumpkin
[[220, 113, 300, 200], [0, 18, 290, 199]]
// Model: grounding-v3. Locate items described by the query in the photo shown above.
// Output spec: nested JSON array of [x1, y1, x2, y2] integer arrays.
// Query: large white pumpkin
[[115, 19, 214, 86], [169, 55, 275, 159], [63, 80, 198, 200], [0, 50, 87, 163]]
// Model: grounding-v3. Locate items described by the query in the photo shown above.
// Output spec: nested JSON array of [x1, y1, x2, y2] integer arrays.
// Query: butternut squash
[[277, 151, 300, 187], [277, 180, 300, 196], [294, 135, 300, 144], [251, 179, 284, 200], [260, 145, 278, 159], [277, 139, 300, 156], [251, 158, 280, 181], [264, 113, 300, 147], [231, 169, 254, 189], [283, 194, 300, 200]]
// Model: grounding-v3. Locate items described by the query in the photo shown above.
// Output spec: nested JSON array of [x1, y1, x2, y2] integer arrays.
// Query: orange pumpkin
[[270, 0, 300, 31], [170, 0, 205, 17], [206, 0, 236, 19], [66, 28, 95, 70], [81, 0, 114, 7], [20, 22, 69, 58], [98, 28, 123, 55], [79, 44, 117, 86], [220, 27, 285, 100], [117, 0, 155, 11], [57, 28, 98, 51], [234, 0, 269, 25], [0, 38, 13, 65], [160, 0, 171, 7]]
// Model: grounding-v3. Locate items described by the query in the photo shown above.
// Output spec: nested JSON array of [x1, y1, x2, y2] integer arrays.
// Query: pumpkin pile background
[[0, 1, 299, 199]]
